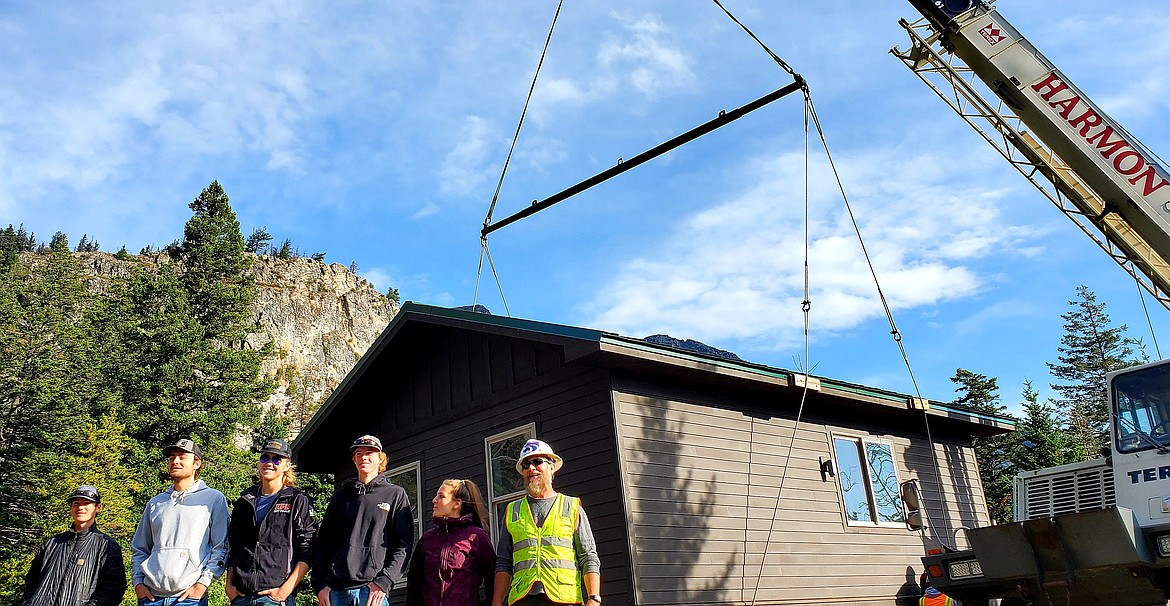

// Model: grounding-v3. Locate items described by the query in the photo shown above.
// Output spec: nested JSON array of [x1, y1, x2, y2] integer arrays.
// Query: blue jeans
[[329, 586, 388, 606], [138, 598, 208, 606], [231, 595, 295, 606]]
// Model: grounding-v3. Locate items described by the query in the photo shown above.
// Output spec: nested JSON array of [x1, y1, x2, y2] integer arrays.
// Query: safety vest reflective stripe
[[515, 536, 574, 551], [514, 558, 577, 572], [506, 494, 584, 605], [920, 596, 954, 606]]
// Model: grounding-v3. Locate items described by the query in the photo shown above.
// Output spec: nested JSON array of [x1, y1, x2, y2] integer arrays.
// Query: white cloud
[[597, 13, 695, 99], [439, 115, 497, 196], [361, 267, 394, 293], [412, 202, 440, 219], [580, 146, 1038, 349]]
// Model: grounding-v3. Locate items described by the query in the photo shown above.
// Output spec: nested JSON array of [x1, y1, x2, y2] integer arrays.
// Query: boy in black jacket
[[22, 485, 125, 606], [312, 435, 413, 606], [226, 438, 317, 605]]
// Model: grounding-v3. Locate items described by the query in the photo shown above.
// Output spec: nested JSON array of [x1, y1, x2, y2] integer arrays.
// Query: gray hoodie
[[131, 479, 230, 596]]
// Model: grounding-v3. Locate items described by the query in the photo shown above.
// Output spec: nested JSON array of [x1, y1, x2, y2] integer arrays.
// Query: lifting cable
[[473, 0, 566, 315], [1136, 276, 1162, 359], [806, 91, 956, 550], [709, 3, 958, 602]]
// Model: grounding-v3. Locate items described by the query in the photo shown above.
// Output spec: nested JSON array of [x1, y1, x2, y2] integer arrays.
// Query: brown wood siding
[[615, 390, 986, 606], [370, 359, 633, 605]]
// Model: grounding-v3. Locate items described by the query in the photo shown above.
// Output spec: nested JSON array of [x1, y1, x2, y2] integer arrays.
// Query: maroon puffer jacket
[[406, 513, 496, 606]]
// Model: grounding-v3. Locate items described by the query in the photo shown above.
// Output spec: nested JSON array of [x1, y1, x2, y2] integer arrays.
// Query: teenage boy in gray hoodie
[[132, 438, 231, 606]]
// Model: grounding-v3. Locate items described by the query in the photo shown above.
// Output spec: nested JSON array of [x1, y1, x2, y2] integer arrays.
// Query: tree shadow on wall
[[629, 400, 738, 605], [902, 437, 981, 553]]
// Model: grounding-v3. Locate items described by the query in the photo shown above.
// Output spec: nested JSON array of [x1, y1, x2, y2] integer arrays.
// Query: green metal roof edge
[[931, 403, 1018, 427], [601, 334, 790, 380], [399, 301, 607, 342], [602, 334, 1016, 428]]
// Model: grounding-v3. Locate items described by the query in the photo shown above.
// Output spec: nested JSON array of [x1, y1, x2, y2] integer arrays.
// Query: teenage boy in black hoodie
[[225, 438, 317, 605], [312, 435, 413, 606]]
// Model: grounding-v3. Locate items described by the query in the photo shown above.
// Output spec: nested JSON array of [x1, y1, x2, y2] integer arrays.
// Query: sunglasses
[[259, 454, 284, 464], [521, 458, 550, 470]]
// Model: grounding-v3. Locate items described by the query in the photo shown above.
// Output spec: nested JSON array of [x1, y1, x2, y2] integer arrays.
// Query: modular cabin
[[293, 302, 1012, 606]]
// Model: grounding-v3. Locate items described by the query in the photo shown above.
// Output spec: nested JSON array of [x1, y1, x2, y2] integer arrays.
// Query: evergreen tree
[[115, 245, 132, 260], [0, 247, 106, 600], [278, 239, 293, 260], [1048, 285, 1140, 460], [245, 226, 274, 255], [0, 225, 34, 270], [951, 368, 1014, 524], [49, 231, 69, 252], [1011, 380, 1075, 472], [180, 181, 256, 341], [76, 234, 90, 252]]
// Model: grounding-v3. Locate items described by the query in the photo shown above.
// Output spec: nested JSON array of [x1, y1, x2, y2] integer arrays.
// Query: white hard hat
[[516, 439, 564, 473]]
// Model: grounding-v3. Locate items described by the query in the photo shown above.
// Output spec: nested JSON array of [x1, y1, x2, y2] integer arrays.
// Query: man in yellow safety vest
[[491, 439, 601, 606]]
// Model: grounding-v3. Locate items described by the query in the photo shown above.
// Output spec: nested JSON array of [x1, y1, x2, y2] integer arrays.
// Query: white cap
[[516, 438, 564, 473]]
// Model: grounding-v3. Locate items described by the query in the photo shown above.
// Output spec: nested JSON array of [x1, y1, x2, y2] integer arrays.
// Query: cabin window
[[387, 460, 422, 543], [832, 436, 905, 527], [484, 423, 536, 541]]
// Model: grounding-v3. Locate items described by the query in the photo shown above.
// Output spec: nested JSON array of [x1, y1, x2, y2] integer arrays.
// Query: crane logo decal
[[979, 24, 1006, 46]]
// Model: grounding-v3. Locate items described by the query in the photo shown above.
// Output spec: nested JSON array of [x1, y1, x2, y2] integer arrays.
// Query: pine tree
[[1048, 285, 1139, 460], [49, 231, 69, 252], [951, 368, 1014, 523], [244, 226, 274, 254], [180, 181, 255, 341], [0, 247, 104, 600], [1011, 380, 1075, 472]]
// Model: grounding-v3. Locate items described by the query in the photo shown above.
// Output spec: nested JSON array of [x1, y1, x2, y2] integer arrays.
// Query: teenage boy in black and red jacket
[[226, 438, 317, 606]]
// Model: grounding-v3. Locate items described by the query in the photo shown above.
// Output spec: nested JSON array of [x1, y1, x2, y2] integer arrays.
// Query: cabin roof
[[294, 301, 1014, 455]]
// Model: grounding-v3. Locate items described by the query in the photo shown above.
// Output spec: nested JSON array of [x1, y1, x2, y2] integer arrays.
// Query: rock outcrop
[[66, 252, 396, 428]]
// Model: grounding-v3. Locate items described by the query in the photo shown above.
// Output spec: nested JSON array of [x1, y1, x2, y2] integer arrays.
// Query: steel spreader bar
[[481, 75, 805, 237]]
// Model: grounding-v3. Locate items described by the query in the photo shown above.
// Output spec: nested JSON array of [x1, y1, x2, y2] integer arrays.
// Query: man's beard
[[526, 476, 551, 497]]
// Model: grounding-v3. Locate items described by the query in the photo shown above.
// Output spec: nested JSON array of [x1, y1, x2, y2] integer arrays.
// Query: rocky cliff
[[69, 252, 396, 428]]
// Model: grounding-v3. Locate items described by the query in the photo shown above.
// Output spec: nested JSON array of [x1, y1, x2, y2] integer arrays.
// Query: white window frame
[[387, 460, 423, 541], [484, 423, 536, 541], [830, 434, 905, 529]]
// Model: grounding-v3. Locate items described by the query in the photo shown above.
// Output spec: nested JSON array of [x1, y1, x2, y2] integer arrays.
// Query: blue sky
[[3, 1, 1168, 413]]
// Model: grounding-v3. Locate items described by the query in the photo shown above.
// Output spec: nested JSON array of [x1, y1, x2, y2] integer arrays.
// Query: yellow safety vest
[[505, 494, 584, 605]]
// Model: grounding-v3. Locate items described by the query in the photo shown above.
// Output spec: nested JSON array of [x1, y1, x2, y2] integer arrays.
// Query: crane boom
[[894, 1, 1170, 310], [894, 3, 1170, 605]]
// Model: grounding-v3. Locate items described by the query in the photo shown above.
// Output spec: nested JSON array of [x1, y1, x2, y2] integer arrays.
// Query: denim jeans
[[329, 586, 388, 606], [231, 594, 295, 606], [138, 597, 208, 606]]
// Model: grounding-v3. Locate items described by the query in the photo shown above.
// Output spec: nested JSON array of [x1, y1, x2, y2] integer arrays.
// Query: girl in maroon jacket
[[406, 479, 495, 606]]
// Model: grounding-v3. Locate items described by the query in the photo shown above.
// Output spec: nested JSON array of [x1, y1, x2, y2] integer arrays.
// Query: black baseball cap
[[350, 434, 383, 452], [260, 437, 292, 458], [67, 485, 101, 504], [162, 438, 202, 459]]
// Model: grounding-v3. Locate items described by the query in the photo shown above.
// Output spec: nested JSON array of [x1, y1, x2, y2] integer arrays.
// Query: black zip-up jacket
[[311, 474, 414, 593], [21, 526, 125, 606], [227, 485, 317, 594]]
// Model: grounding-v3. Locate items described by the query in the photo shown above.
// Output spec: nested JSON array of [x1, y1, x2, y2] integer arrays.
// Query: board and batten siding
[[614, 390, 987, 606]]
